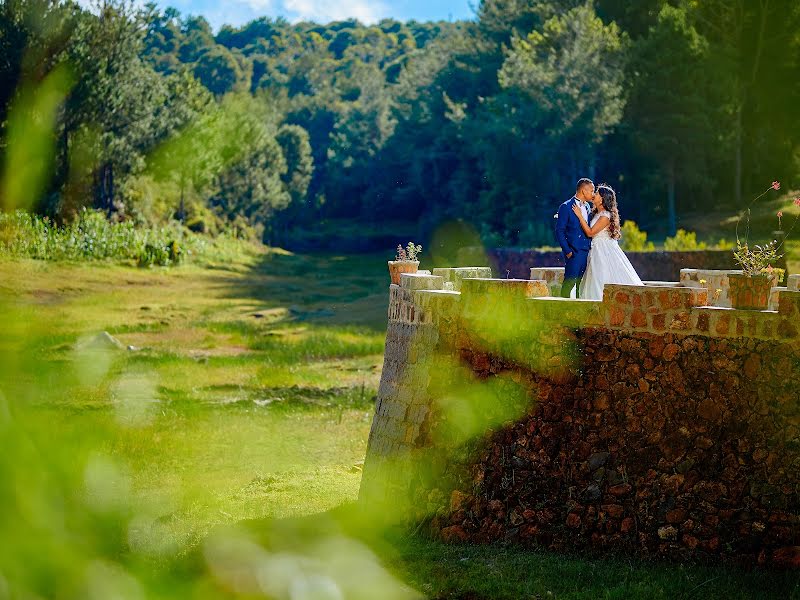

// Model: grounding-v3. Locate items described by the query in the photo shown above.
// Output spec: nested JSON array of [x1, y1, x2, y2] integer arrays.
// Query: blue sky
[[153, 0, 475, 30]]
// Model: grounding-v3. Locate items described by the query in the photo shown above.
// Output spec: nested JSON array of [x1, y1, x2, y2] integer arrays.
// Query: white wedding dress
[[579, 210, 644, 300]]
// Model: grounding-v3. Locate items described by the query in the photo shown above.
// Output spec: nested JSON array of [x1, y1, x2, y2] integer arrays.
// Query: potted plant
[[731, 181, 799, 310], [388, 242, 422, 285], [730, 242, 781, 310]]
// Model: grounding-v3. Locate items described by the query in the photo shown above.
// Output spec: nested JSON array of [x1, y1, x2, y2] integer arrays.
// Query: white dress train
[[579, 211, 644, 300]]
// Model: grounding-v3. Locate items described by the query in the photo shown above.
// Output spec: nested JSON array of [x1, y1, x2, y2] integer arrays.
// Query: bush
[[664, 229, 707, 251], [714, 238, 734, 250], [0, 209, 256, 266], [136, 240, 182, 267], [619, 221, 655, 252]]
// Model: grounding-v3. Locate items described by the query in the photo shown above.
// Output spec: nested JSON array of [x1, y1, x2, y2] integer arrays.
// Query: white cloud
[[238, 0, 390, 24], [74, 0, 150, 11], [76, 0, 392, 28]]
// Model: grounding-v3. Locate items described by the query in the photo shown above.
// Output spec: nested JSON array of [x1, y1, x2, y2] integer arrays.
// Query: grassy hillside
[[682, 188, 800, 272]]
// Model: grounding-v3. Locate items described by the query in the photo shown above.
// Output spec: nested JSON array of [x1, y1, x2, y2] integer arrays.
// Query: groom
[[555, 178, 594, 298]]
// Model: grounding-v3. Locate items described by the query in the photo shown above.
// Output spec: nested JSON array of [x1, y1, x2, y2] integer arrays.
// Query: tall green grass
[[0, 208, 256, 265]]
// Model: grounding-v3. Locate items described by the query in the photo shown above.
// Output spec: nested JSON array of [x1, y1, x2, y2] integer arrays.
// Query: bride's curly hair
[[596, 184, 621, 240]]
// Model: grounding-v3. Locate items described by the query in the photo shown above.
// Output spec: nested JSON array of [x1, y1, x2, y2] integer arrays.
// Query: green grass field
[[1, 248, 799, 599], [683, 188, 800, 273]]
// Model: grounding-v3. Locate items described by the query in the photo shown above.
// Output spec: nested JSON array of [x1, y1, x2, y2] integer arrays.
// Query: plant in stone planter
[[387, 242, 423, 285], [730, 242, 781, 309], [731, 181, 800, 310]]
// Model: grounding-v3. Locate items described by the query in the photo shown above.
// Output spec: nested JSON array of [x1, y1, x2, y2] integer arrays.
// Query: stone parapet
[[680, 268, 741, 307], [529, 297, 604, 329], [461, 247, 787, 281], [390, 278, 800, 339], [460, 277, 548, 299], [691, 306, 783, 338], [400, 272, 444, 291], [413, 290, 460, 326], [603, 284, 708, 332], [778, 290, 800, 318]]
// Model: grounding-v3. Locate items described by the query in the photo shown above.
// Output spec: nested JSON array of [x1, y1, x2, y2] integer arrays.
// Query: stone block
[[400, 272, 444, 291], [461, 278, 548, 299], [680, 268, 739, 307], [530, 267, 565, 295], [770, 286, 787, 311], [778, 290, 800, 318], [602, 285, 701, 329], [643, 281, 681, 287], [432, 267, 493, 291], [529, 297, 603, 328], [414, 289, 460, 321]]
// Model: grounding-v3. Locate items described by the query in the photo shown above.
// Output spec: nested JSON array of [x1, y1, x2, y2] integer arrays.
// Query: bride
[[571, 183, 643, 300]]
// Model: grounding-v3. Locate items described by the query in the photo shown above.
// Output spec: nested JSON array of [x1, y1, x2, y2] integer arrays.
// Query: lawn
[[1, 249, 798, 599], [681, 187, 800, 273]]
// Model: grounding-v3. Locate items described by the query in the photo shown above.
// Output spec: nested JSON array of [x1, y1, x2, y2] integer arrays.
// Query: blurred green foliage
[[619, 220, 655, 252], [664, 228, 707, 251], [0, 249, 412, 599]]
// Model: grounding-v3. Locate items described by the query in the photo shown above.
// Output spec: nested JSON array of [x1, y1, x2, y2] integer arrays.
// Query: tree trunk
[[734, 96, 743, 207], [96, 164, 106, 212], [108, 163, 114, 214], [178, 176, 186, 222], [667, 161, 677, 237]]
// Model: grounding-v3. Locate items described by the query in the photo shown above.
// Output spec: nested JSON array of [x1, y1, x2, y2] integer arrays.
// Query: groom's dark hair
[[576, 178, 594, 192]]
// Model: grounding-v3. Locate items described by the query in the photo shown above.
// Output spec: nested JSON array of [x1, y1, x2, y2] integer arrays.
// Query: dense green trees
[[1, 0, 799, 245], [625, 6, 715, 236]]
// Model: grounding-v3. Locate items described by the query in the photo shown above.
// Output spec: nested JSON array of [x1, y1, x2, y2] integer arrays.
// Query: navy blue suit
[[554, 196, 591, 298]]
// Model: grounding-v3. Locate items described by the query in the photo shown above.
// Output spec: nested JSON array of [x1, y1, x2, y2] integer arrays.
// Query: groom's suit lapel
[[570, 196, 581, 225], [572, 196, 590, 225]]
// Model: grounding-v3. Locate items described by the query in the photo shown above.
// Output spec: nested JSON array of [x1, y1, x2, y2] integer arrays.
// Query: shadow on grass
[[157, 383, 377, 413], [169, 505, 800, 600], [210, 251, 391, 332]]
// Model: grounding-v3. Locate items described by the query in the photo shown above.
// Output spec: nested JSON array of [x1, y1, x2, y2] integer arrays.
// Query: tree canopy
[[1, 0, 799, 245]]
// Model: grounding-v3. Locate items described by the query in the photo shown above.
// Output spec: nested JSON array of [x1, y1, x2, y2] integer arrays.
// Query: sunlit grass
[[0, 250, 385, 568], [686, 189, 800, 272], [3, 249, 800, 598]]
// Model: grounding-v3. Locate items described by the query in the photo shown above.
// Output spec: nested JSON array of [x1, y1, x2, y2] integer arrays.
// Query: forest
[[2, 0, 799, 248]]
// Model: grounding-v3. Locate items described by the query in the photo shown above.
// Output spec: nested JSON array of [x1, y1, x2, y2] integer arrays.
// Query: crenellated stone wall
[[360, 271, 800, 568], [458, 247, 789, 282]]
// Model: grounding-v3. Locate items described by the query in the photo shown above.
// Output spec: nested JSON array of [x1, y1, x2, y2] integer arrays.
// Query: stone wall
[[456, 247, 789, 282], [360, 274, 800, 568]]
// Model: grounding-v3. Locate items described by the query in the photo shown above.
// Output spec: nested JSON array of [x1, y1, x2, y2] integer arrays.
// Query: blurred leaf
[[1, 65, 73, 211]]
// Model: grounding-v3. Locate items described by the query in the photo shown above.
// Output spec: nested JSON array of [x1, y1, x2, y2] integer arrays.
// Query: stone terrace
[[361, 268, 800, 568]]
